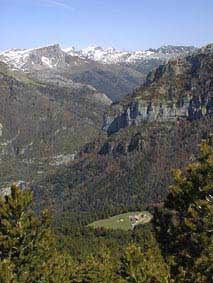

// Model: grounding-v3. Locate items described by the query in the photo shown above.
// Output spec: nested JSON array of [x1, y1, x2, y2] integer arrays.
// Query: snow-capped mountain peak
[[0, 44, 66, 71], [0, 43, 196, 71], [64, 44, 196, 64]]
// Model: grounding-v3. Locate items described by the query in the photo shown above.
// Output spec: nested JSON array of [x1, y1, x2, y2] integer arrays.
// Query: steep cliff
[[103, 44, 213, 135]]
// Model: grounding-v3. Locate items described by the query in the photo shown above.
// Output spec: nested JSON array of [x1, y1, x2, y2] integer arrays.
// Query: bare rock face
[[103, 45, 213, 135]]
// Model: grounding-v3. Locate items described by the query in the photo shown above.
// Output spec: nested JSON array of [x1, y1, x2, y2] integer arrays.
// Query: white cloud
[[37, 0, 74, 10]]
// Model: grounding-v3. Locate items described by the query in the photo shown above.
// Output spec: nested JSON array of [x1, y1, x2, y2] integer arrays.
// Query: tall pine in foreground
[[0, 184, 72, 283], [155, 137, 213, 283]]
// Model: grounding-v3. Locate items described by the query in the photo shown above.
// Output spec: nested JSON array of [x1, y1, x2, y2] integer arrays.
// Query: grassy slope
[[88, 211, 152, 231]]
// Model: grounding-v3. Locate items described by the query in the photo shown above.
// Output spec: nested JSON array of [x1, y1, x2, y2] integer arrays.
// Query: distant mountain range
[[0, 44, 196, 101], [65, 45, 196, 64], [0, 44, 196, 67]]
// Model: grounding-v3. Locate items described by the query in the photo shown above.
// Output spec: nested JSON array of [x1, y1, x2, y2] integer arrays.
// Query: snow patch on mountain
[[0, 44, 70, 71], [0, 48, 31, 70], [0, 44, 196, 71], [41, 56, 54, 68], [64, 44, 196, 64]]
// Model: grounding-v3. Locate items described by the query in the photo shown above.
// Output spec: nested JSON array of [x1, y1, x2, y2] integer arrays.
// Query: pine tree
[[0, 184, 72, 283], [157, 137, 213, 283]]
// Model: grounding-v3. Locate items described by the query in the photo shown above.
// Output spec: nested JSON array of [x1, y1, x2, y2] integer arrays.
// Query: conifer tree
[[0, 184, 72, 283], [157, 137, 213, 283]]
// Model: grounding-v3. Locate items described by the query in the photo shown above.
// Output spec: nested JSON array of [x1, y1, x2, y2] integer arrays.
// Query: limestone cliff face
[[103, 44, 213, 135]]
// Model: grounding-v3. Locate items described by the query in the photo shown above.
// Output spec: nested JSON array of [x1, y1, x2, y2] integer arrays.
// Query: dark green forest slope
[[0, 138, 212, 283]]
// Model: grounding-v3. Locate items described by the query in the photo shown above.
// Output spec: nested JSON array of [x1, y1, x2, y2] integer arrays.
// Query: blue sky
[[0, 0, 212, 51]]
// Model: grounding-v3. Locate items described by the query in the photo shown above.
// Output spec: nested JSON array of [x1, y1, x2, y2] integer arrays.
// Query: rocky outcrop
[[103, 45, 213, 135], [93, 132, 143, 156]]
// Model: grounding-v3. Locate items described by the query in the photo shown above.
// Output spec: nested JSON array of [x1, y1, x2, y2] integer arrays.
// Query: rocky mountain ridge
[[0, 44, 196, 69], [103, 44, 213, 135], [0, 44, 88, 71], [65, 45, 196, 64]]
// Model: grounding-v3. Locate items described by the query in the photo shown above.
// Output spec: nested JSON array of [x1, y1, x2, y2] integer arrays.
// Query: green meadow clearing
[[88, 211, 152, 231]]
